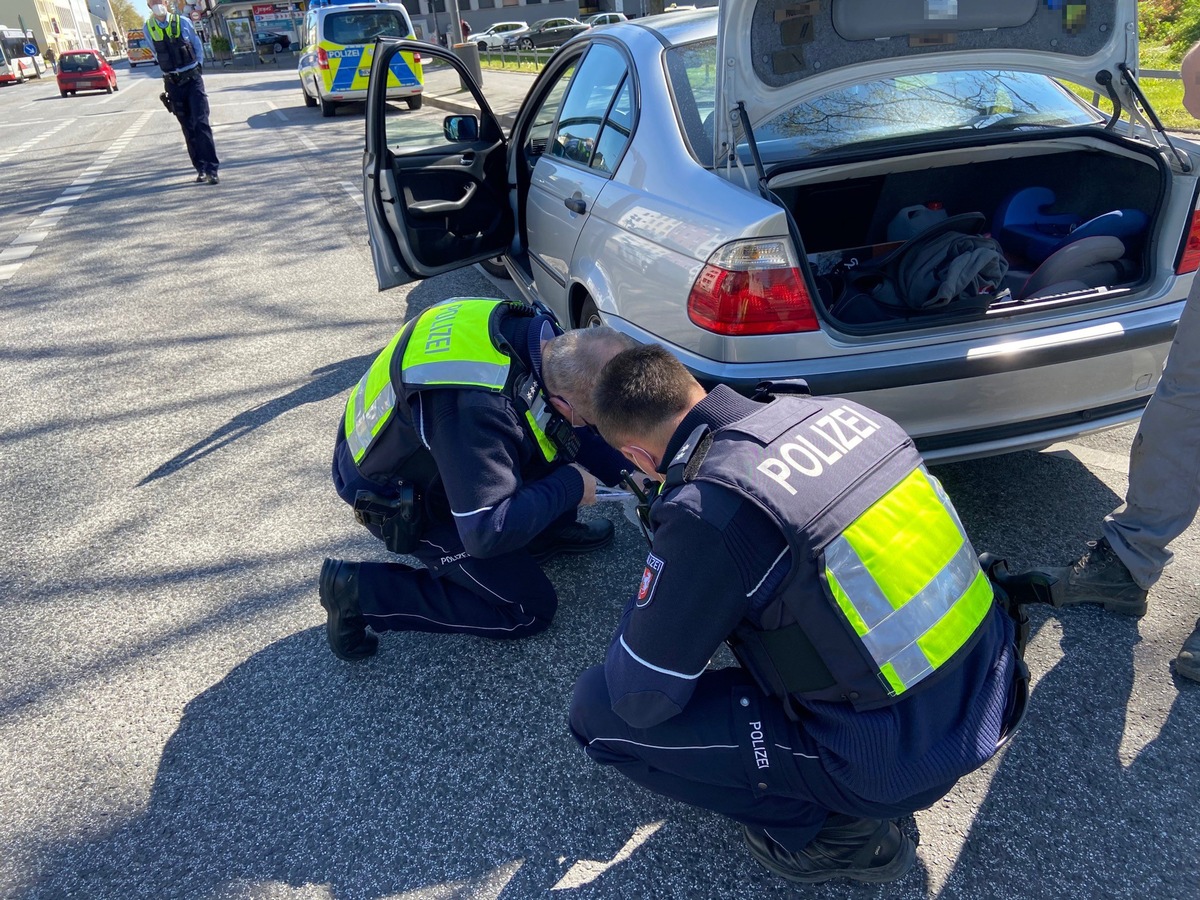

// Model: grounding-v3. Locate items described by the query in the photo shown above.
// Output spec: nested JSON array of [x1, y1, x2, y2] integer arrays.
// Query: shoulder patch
[[636, 552, 665, 608]]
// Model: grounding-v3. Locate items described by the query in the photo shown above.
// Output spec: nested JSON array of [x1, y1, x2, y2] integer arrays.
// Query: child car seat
[[993, 187, 1148, 265]]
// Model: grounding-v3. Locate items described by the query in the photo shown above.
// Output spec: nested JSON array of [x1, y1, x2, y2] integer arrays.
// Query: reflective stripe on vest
[[401, 300, 510, 390], [524, 389, 558, 463], [343, 325, 410, 464], [823, 466, 993, 698]]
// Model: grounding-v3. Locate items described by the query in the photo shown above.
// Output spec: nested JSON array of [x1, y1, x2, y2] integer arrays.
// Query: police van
[[298, 0, 422, 117]]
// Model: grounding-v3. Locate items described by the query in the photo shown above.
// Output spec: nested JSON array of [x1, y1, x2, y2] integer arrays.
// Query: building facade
[[0, 0, 99, 53]]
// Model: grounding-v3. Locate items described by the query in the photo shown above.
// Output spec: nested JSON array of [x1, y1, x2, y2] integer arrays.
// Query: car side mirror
[[443, 115, 479, 142]]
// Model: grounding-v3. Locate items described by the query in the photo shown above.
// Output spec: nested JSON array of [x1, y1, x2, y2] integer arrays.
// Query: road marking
[[298, 134, 320, 153], [0, 112, 153, 287], [0, 118, 74, 164], [265, 99, 289, 121], [1041, 441, 1131, 475], [338, 180, 364, 211]]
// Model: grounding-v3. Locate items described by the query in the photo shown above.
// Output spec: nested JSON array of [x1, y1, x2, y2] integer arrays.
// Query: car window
[[752, 70, 1105, 160], [591, 76, 634, 175], [551, 44, 627, 169], [525, 61, 576, 159], [61, 54, 100, 72], [325, 10, 410, 45], [665, 38, 717, 166]]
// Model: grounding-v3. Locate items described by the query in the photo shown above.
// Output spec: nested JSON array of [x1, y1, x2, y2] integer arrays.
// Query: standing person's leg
[[568, 666, 921, 882], [168, 79, 202, 177], [183, 73, 220, 179], [1103, 276, 1200, 586]]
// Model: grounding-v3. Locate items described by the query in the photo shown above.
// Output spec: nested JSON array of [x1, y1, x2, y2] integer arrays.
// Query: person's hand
[[571, 463, 598, 506]]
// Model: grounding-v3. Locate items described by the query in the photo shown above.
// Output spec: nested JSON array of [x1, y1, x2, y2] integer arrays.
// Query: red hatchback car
[[57, 50, 118, 96]]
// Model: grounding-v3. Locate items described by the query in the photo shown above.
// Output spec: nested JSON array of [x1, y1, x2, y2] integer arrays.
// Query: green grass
[[1066, 45, 1198, 131]]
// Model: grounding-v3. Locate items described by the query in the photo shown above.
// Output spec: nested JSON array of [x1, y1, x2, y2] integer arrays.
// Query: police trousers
[[353, 519, 559, 639], [164, 67, 219, 176], [1104, 274, 1200, 588], [568, 666, 958, 853]]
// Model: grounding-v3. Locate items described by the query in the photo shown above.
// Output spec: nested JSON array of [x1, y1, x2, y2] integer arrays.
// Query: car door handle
[[409, 182, 477, 216], [564, 196, 587, 214]]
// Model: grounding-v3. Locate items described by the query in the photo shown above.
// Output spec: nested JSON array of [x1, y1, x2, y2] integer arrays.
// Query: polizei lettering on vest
[[748, 720, 770, 769], [424, 303, 464, 354], [756, 405, 882, 494]]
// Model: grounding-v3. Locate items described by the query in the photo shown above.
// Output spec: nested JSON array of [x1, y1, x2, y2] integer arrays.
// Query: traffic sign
[[23, 42, 37, 56]]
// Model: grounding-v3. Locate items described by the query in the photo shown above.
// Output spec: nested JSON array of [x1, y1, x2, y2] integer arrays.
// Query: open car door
[[363, 40, 514, 291]]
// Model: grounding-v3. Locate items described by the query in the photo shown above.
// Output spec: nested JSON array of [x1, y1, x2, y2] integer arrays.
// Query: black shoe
[[194, 173, 206, 183], [1048, 537, 1148, 617], [1174, 619, 1200, 683], [207, 173, 219, 185], [528, 518, 615, 564], [743, 818, 916, 885], [318, 558, 378, 661]]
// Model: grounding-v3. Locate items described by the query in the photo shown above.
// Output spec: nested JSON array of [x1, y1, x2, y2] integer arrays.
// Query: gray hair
[[542, 325, 637, 423]]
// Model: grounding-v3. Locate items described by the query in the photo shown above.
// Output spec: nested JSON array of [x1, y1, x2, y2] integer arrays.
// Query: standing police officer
[[145, 0, 220, 184], [569, 345, 1026, 885], [322, 298, 635, 660]]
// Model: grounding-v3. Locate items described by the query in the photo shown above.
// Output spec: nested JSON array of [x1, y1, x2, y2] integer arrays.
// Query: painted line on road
[[1041, 441, 1131, 475], [297, 133, 320, 153], [265, 99, 289, 121], [338, 180, 364, 211], [0, 112, 153, 287], [0, 118, 75, 165], [0, 109, 144, 128]]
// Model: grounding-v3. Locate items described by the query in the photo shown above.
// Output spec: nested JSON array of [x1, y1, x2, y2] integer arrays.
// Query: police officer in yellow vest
[[145, 0, 220, 183], [323, 298, 635, 660], [569, 345, 1027, 885]]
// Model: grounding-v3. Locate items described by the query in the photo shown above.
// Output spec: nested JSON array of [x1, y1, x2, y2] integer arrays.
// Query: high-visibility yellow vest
[[343, 298, 558, 472]]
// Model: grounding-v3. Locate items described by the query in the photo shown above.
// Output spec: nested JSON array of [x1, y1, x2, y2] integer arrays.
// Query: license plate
[[358, 68, 370, 78]]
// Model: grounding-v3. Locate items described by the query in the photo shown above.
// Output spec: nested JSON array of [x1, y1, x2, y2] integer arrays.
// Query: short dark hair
[[593, 344, 699, 447]]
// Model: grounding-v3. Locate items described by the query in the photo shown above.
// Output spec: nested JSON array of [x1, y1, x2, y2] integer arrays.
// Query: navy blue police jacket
[[332, 313, 627, 559], [604, 385, 1017, 803]]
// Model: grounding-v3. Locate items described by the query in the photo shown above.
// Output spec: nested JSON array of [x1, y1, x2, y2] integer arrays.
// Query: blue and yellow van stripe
[[323, 43, 420, 93]]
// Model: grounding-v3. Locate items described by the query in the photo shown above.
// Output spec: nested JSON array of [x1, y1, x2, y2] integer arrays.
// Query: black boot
[[528, 519, 615, 564], [318, 558, 378, 661], [743, 817, 915, 884]]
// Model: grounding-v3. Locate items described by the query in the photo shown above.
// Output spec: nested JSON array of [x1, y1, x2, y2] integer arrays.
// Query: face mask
[[151, 5, 168, 16]]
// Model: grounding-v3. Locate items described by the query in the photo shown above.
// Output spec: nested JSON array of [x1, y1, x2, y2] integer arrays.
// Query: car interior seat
[[1017, 235, 1132, 301]]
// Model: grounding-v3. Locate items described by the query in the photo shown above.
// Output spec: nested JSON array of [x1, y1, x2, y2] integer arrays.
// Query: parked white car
[[474, 21, 527, 51]]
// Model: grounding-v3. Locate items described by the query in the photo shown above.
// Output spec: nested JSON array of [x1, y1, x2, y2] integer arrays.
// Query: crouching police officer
[[569, 345, 1027, 885], [322, 298, 636, 660]]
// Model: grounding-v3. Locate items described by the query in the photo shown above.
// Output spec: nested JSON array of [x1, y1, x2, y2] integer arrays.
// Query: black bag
[[830, 213, 1009, 324]]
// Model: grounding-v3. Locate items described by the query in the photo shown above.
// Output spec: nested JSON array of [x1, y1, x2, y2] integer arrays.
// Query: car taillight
[[317, 47, 329, 69], [687, 239, 819, 335], [1177, 208, 1200, 275]]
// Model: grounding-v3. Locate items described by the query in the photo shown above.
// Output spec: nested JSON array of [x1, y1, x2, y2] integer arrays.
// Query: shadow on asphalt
[[138, 353, 375, 485]]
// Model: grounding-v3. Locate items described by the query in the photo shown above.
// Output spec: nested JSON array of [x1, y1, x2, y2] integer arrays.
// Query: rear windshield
[[60, 54, 101, 71], [128, 38, 148, 49], [667, 38, 1104, 166], [324, 10, 410, 45]]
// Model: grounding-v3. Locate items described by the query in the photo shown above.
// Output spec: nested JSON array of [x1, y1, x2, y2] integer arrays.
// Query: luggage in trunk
[[771, 140, 1164, 331]]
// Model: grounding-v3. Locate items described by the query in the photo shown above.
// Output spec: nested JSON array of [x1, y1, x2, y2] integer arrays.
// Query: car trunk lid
[[713, 0, 1137, 160]]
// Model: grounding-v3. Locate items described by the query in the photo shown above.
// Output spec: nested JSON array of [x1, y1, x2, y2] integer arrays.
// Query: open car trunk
[[768, 135, 1167, 332]]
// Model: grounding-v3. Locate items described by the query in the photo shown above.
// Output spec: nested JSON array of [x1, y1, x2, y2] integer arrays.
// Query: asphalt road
[[0, 60, 1197, 900]]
